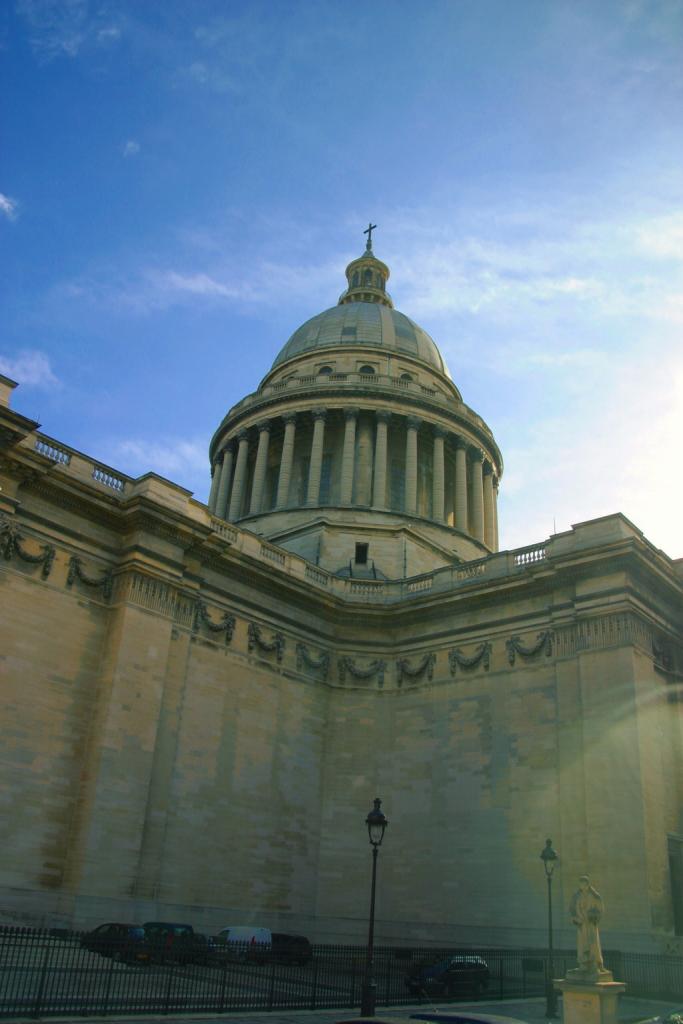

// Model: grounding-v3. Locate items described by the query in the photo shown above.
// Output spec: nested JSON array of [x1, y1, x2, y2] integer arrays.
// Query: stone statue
[[570, 875, 605, 973]]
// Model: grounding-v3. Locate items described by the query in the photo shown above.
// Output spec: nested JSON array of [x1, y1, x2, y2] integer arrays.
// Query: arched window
[[318, 365, 333, 375], [363, 269, 373, 286], [359, 365, 375, 375], [400, 372, 413, 382], [352, 271, 359, 287]]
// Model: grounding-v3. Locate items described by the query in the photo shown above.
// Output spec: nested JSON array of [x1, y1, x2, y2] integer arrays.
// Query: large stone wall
[[0, 439, 681, 953]]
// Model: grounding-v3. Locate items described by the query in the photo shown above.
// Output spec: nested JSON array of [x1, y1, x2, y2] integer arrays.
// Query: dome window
[[400, 372, 413, 381], [318, 365, 333, 375], [352, 271, 359, 287], [363, 269, 373, 286], [359, 365, 375, 375]]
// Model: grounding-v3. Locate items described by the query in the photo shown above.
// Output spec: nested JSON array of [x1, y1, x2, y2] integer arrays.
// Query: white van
[[214, 926, 272, 963]]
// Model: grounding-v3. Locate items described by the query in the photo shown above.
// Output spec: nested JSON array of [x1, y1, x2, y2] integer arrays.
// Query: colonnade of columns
[[208, 408, 500, 549]]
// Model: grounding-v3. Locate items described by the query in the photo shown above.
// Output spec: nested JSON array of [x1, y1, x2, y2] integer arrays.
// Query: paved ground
[[19, 994, 683, 1024]]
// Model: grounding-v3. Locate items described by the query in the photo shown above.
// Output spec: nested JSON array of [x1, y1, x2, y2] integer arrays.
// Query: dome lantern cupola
[[338, 222, 393, 308]]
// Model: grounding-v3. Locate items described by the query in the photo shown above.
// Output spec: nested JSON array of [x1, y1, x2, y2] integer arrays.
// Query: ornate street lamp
[[360, 797, 388, 1017], [540, 838, 559, 1018]]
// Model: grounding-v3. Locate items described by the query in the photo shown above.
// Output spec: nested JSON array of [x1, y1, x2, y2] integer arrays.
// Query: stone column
[[215, 444, 234, 520], [405, 416, 420, 516], [228, 429, 250, 521], [454, 437, 469, 532], [471, 448, 485, 542], [483, 463, 495, 548], [340, 407, 359, 505], [432, 425, 446, 523], [306, 408, 327, 505], [372, 410, 390, 508], [355, 413, 374, 505], [207, 458, 221, 512], [276, 413, 297, 508], [492, 476, 499, 551], [249, 420, 271, 515]]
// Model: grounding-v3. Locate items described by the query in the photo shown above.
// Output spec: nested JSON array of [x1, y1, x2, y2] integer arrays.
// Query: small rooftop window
[[318, 365, 333, 375], [359, 365, 375, 375], [355, 543, 368, 565], [400, 372, 413, 381]]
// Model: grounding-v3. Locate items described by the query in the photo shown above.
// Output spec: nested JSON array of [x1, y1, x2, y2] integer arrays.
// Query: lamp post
[[540, 838, 559, 1019], [360, 797, 388, 1017]]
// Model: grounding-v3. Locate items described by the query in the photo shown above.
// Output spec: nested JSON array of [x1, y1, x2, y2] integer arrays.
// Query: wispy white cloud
[[16, 0, 121, 61], [0, 349, 59, 388], [122, 139, 140, 158], [0, 193, 19, 220], [105, 437, 206, 479], [499, 352, 683, 557]]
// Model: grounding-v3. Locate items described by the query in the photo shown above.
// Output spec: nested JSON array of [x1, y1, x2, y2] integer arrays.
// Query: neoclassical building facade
[[0, 238, 681, 954]]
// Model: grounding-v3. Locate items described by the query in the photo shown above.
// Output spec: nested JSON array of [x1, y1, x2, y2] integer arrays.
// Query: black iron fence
[[0, 926, 681, 1018]]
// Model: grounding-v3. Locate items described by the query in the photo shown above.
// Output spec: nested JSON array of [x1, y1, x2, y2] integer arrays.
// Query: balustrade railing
[[34, 439, 71, 465], [92, 467, 126, 492], [513, 544, 546, 567]]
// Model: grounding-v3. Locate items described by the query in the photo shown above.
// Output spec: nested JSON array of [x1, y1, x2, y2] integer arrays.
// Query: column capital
[[221, 440, 235, 457], [344, 406, 360, 421], [470, 446, 484, 462], [406, 415, 422, 432], [312, 407, 328, 422], [282, 411, 297, 426], [483, 459, 494, 475], [236, 428, 249, 443], [432, 423, 447, 440], [453, 435, 468, 451], [493, 475, 500, 491], [375, 409, 391, 424], [256, 419, 271, 434]]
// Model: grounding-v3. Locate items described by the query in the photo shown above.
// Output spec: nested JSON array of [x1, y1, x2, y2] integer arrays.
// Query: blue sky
[[1, 0, 682, 557]]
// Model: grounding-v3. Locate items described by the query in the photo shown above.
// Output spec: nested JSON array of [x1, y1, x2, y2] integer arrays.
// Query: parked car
[[405, 955, 489, 996], [271, 932, 313, 965], [80, 923, 151, 964], [213, 926, 272, 963], [143, 921, 205, 964]]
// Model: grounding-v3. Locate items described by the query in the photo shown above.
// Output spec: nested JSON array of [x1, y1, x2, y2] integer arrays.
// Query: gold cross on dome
[[364, 222, 377, 250]]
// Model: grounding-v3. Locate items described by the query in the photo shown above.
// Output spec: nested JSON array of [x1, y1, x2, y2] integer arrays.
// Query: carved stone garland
[[506, 630, 552, 666], [248, 622, 285, 663], [0, 515, 56, 579], [66, 555, 113, 599], [396, 652, 435, 684], [296, 642, 330, 680], [338, 656, 386, 685], [193, 600, 235, 644], [449, 642, 491, 675]]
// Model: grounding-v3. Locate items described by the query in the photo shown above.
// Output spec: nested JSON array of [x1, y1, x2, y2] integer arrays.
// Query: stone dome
[[271, 302, 451, 377]]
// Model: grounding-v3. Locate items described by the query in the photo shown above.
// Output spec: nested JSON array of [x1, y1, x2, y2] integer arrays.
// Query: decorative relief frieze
[[193, 600, 235, 643], [552, 612, 657, 660], [296, 642, 330, 679], [455, 562, 486, 581], [248, 622, 285, 662], [66, 555, 113, 600], [338, 656, 386, 685], [119, 572, 178, 616], [506, 630, 552, 665], [396, 652, 435, 684], [448, 642, 491, 675], [0, 514, 55, 579]]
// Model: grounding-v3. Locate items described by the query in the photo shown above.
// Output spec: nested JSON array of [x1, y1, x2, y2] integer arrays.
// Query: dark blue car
[[406, 955, 489, 996]]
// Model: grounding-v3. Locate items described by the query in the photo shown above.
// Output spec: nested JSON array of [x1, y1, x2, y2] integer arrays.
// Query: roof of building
[[271, 301, 451, 376]]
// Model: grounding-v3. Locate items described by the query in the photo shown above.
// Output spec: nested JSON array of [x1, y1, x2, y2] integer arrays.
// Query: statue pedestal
[[556, 970, 626, 1024]]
